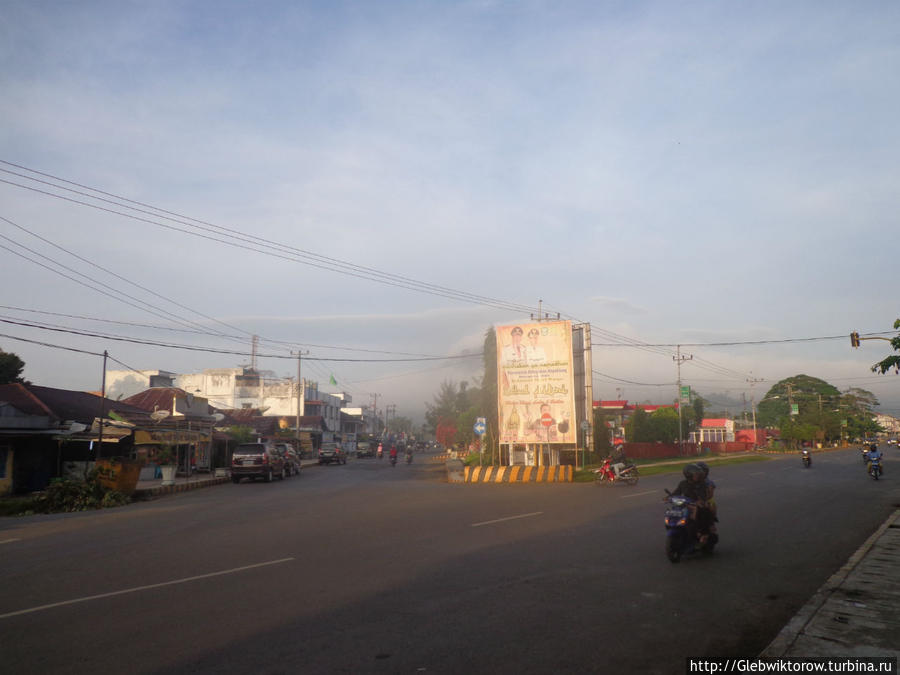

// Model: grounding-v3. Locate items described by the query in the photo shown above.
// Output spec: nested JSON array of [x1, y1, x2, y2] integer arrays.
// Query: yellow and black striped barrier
[[460, 465, 573, 483]]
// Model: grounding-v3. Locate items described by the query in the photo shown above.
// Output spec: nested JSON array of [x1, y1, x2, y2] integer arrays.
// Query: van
[[231, 443, 286, 483]]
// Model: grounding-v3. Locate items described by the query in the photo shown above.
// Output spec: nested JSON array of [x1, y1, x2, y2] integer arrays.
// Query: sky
[[1, 0, 899, 422]]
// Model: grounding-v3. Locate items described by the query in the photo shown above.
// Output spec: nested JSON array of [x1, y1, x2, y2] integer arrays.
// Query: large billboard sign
[[496, 320, 577, 445]]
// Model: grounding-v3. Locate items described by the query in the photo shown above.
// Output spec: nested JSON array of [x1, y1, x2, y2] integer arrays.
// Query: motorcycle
[[406, 452, 413, 464], [390, 453, 397, 467], [862, 447, 870, 463], [868, 456, 882, 480], [663, 490, 717, 563], [801, 449, 811, 468], [592, 456, 639, 486], [377, 444, 383, 459]]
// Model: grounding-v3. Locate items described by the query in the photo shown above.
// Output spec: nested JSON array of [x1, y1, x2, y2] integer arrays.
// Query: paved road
[[0, 448, 897, 674]]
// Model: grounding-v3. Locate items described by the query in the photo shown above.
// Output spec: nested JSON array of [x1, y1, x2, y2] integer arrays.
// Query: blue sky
[[1, 1, 898, 419]]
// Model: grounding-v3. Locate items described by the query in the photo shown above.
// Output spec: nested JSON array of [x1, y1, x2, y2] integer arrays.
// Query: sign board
[[680, 386, 691, 404], [791, 403, 799, 416], [580, 420, 591, 431], [473, 418, 486, 436], [496, 320, 577, 445]]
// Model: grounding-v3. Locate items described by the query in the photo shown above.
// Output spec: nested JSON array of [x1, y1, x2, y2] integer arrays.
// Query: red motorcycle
[[593, 456, 640, 486]]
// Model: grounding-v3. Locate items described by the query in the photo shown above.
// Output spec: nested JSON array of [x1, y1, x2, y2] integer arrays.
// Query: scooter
[[377, 444, 383, 459], [389, 453, 397, 467], [801, 449, 811, 468], [862, 446, 870, 463], [868, 456, 882, 480], [593, 456, 639, 486], [663, 490, 717, 563]]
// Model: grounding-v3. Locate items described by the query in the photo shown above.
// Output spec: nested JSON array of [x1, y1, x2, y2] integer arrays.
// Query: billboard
[[496, 320, 577, 444]]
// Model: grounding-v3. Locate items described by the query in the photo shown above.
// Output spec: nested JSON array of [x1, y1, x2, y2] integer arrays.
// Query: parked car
[[231, 442, 286, 483], [275, 443, 302, 476], [356, 441, 374, 458], [318, 443, 346, 465]]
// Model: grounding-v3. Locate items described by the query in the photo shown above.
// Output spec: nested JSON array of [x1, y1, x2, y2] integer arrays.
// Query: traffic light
[[850, 331, 860, 348]]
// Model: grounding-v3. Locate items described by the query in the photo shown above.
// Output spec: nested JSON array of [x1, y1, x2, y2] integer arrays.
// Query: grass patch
[[574, 453, 773, 482], [0, 496, 38, 517]]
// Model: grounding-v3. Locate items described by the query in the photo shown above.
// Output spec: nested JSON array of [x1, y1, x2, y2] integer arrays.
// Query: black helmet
[[683, 463, 703, 480], [695, 461, 710, 478]]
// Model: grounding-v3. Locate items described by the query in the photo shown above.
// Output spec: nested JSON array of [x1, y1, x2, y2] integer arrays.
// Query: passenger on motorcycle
[[672, 464, 715, 545]]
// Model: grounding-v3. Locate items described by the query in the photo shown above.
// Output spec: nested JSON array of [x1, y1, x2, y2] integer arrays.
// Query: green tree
[[647, 407, 680, 443], [871, 319, 900, 374], [625, 408, 651, 442], [0, 349, 27, 385], [226, 426, 255, 443], [592, 408, 614, 456]]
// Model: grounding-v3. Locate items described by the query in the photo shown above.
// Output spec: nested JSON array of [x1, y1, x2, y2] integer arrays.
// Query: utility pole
[[370, 393, 379, 436], [747, 375, 763, 448], [96, 350, 108, 463], [674, 345, 693, 455], [292, 350, 308, 449], [385, 404, 396, 435]]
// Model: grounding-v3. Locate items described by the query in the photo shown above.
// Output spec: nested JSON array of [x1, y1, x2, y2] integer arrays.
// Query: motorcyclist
[[867, 443, 882, 473], [672, 464, 714, 545], [611, 444, 628, 478], [389, 445, 398, 463]]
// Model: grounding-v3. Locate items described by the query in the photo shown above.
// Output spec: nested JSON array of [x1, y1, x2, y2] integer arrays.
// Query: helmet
[[871, 443, 878, 451], [695, 461, 710, 478], [682, 463, 703, 480]]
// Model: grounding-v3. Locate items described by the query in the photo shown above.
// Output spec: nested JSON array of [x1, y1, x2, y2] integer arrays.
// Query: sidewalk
[[761, 508, 900, 659], [132, 459, 320, 499]]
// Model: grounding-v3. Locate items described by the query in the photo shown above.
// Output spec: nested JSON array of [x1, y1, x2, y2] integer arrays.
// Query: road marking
[[0, 557, 295, 619], [620, 490, 658, 499], [749, 471, 766, 476], [0, 538, 21, 545], [471, 512, 543, 527]]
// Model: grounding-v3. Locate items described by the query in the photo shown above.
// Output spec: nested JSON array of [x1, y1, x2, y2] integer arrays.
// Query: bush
[[31, 471, 130, 513]]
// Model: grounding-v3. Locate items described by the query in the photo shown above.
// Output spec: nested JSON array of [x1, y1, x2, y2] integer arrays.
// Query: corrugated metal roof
[[0, 383, 149, 424]]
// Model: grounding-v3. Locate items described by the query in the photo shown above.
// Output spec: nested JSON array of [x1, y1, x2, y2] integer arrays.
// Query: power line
[[0, 164, 538, 314], [0, 320, 482, 363]]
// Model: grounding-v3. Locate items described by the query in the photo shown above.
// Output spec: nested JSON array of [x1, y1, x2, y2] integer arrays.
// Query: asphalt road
[[1, 447, 898, 674]]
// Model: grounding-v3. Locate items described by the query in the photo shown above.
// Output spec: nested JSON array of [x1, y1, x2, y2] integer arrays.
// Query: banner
[[496, 320, 577, 444]]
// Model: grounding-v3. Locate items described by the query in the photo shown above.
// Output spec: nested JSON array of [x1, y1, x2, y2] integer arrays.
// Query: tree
[[592, 408, 614, 456], [0, 349, 27, 385], [625, 408, 651, 442], [871, 318, 900, 374]]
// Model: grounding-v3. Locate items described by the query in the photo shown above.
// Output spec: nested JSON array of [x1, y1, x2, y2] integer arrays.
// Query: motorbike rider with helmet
[[672, 463, 715, 546], [867, 443, 883, 474], [610, 444, 628, 478]]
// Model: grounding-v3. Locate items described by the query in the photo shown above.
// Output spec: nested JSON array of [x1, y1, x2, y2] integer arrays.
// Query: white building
[[105, 367, 349, 434]]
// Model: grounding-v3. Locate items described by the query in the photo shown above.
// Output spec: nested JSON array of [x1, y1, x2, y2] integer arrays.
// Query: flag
[[329, 374, 337, 386]]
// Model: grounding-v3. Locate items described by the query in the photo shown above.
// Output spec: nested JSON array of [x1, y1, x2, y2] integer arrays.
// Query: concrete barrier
[[458, 464, 573, 483]]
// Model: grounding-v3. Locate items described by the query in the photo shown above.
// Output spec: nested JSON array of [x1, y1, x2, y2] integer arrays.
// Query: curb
[[133, 476, 231, 499], [760, 508, 900, 658], [459, 465, 573, 483]]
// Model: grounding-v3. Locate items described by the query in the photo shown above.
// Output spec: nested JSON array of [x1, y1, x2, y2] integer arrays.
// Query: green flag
[[329, 374, 337, 386]]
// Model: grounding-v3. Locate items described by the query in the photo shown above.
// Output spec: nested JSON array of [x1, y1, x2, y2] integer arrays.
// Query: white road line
[[620, 490, 659, 499], [471, 512, 543, 527], [0, 557, 295, 620], [749, 471, 766, 476], [0, 538, 21, 545]]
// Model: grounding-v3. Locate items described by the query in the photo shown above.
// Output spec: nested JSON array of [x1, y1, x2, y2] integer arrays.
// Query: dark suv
[[231, 443, 286, 483]]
